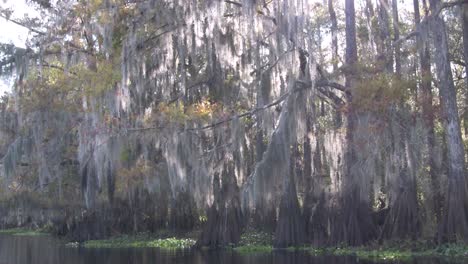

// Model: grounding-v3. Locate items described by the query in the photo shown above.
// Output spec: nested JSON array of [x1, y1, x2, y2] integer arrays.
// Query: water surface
[[0, 234, 460, 264]]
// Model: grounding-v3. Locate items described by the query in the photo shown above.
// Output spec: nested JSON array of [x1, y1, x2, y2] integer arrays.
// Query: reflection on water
[[0, 235, 461, 264]]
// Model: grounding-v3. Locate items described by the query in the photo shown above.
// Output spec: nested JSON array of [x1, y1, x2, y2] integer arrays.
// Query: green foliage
[[84, 234, 195, 249], [21, 64, 79, 113], [119, 147, 132, 164], [71, 59, 121, 97], [233, 230, 273, 253], [432, 243, 468, 257], [198, 214, 207, 224], [0, 228, 49, 236], [306, 241, 468, 261], [332, 247, 413, 261], [238, 230, 273, 246], [152, 99, 223, 125], [353, 74, 413, 113], [116, 158, 152, 195], [234, 245, 273, 254], [20, 57, 120, 113]]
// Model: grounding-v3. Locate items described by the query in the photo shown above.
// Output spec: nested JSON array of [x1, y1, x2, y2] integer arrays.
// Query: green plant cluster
[[0, 228, 49, 236], [332, 247, 413, 261], [308, 242, 468, 261], [84, 234, 195, 249], [234, 245, 273, 253], [234, 230, 274, 253]]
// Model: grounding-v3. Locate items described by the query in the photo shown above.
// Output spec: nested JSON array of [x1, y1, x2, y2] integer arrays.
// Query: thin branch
[[316, 86, 345, 106], [128, 78, 344, 133], [140, 24, 186, 51], [394, 31, 419, 45], [128, 79, 313, 133], [41, 62, 78, 75], [225, 0, 243, 7], [315, 79, 346, 92], [0, 13, 46, 35], [435, 0, 468, 16], [250, 48, 294, 76]]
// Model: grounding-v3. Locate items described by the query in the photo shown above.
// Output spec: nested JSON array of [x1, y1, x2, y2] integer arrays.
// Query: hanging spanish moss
[[0, 0, 467, 249]]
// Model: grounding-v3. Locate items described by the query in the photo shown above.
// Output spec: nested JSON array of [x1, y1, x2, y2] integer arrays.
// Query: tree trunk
[[196, 161, 244, 248], [429, 0, 468, 243], [170, 190, 197, 231], [392, 0, 401, 76], [380, 123, 421, 240], [328, 0, 342, 126], [330, 0, 376, 246], [365, 0, 377, 56], [305, 139, 329, 246], [378, 0, 393, 72], [414, 0, 441, 225], [274, 153, 306, 248], [328, 0, 338, 72], [462, 3, 468, 135], [379, 0, 421, 241]]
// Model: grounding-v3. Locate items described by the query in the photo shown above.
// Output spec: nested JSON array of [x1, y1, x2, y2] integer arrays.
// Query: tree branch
[[315, 79, 346, 92], [225, 0, 243, 7], [394, 31, 419, 45], [435, 0, 468, 16], [128, 77, 347, 134], [0, 13, 46, 35], [128, 79, 313, 133]]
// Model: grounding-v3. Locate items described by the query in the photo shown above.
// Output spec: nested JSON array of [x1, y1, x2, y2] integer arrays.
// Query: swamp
[[1, 0, 468, 263]]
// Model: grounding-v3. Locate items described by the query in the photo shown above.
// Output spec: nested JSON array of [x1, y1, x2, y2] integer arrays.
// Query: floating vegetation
[[307, 243, 468, 261], [234, 245, 273, 254], [233, 230, 273, 253], [0, 228, 49, 236], [84, 234, 195, 249]]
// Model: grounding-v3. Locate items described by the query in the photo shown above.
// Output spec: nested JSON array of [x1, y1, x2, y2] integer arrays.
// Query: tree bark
[[330, 0, 376, 246], [328, 0, 342, 126], [170, 190, 197, 231], [380, 0, 421, 241], [196, 161, 244, 248], [378, 0, 393, 72], [429, 0, 468, 243], [328, 0, 339, 72], [462, 3, 468, 135], [274, 175, 306, 248], [414, 0, 441, 224], [274, 150, 306, 248], [365, 0, 377, 56], [392, 0, 401, 76]]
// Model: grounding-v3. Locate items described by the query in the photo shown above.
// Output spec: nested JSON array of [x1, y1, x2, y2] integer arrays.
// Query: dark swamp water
[[0, 235, 463, 264]]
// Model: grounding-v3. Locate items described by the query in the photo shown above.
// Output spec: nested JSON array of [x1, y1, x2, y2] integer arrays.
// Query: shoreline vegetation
[[2, 228, 468, 261], [0, 227, 50, 236]]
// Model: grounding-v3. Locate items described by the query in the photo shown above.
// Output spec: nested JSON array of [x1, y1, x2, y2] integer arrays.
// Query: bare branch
[[317, 88, 345, 106], [225, 0, 243, 7], [0, 13, 46, 35], [127, 77, 347, 134], [128, 79, 313, 133], [436, 0, 468, 16], [315, 79, 346, 92], [394, 31, 419, 45]]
